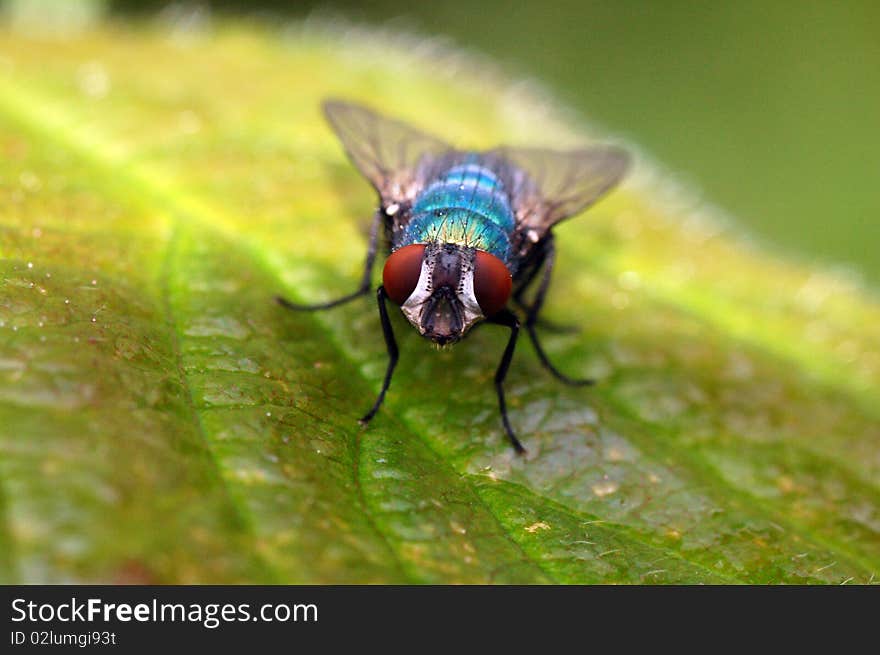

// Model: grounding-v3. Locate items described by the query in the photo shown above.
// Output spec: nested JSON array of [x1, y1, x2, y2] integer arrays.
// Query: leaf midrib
[[159, 223, 281, 583]]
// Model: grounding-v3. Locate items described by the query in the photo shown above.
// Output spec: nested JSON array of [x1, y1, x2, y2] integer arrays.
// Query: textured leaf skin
[[0, 20, 878, 584]]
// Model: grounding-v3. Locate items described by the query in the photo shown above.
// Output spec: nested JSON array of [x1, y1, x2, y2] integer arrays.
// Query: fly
[[278, 100, 629, 453]]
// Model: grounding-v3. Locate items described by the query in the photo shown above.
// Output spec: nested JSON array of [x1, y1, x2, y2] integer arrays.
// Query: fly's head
[[382, 242, 512, 345]]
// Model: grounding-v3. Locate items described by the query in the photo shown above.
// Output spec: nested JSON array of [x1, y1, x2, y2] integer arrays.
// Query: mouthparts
[[421, 288, 463, 345]]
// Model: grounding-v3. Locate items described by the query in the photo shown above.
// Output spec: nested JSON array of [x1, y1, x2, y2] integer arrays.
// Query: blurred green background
[[16, 0, 880, 284]]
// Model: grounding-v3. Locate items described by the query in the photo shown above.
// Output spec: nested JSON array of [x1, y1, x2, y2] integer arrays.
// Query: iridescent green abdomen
[[402, 160, 515, 265]]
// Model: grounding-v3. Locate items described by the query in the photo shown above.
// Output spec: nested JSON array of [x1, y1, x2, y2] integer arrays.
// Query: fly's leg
[[359, 285, 399, 425], [513, 238, 578, 334], [276, 211, 382, 311], [489, 309, 526, 454], [522, 239, 594, 387]]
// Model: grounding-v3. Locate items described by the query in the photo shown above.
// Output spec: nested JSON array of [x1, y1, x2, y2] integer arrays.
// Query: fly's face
[[382, 242, 512, 345]]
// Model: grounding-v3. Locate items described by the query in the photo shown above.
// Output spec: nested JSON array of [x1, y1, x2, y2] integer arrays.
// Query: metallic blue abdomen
[[401, 159, 515, 265]]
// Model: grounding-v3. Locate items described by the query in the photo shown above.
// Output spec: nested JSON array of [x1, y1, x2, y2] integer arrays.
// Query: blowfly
[[278, 100, 629, 453]]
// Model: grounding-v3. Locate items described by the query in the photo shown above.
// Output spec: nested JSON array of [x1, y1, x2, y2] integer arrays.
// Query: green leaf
[[1, 18, 878, 584]]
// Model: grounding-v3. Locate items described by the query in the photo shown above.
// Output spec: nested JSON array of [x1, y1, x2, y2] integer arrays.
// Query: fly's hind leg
[[276, 210, 382, 311], [520, 238, 594, 387]]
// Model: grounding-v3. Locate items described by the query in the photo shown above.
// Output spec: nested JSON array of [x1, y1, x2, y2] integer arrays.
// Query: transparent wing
[[491, 145, 630, 230], [323, 100, 454, 205]]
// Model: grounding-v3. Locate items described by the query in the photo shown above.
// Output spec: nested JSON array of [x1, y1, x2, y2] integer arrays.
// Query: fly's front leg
[[276, 210, 382, 311], [360, 285, 399, 425], [523, 239, 594, 387], [489, 309, 526, 454]]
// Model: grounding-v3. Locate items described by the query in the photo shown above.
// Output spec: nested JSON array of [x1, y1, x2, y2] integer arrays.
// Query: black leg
[[512, 240, 548, 310], [489, 309, 526, 454], [512, 300, 579, 334], [276, 211, 382, 311], [359, 285, 399, 425], [513, 238, 578, 334], [522, 240, 594, 387], [526, 323, 594, 386]]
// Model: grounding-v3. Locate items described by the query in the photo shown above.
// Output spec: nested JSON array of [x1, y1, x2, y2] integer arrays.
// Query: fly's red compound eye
[[473, 250, 512, 317], [383, 244, 426, 304]]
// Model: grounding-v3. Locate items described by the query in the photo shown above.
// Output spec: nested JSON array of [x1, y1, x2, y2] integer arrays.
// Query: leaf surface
[[0, 20, 878, 583]]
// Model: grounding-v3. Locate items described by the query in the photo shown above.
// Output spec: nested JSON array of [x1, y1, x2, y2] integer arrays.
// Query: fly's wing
[[490, 146, 630, 241], [323, 100, 455, 208]]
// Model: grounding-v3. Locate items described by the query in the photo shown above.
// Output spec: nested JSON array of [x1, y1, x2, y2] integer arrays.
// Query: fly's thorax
[[401, 159, 516, 266], [400, 242, 484, 345], [404, 207, 512, 264]]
